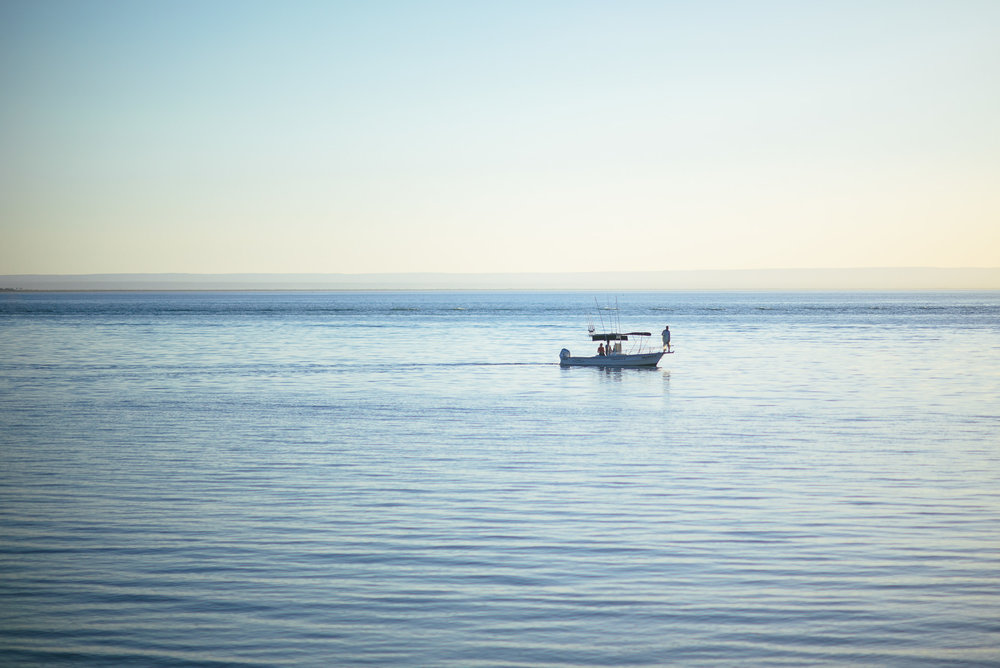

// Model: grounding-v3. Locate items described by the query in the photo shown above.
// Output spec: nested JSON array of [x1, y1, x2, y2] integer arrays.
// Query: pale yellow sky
[[2, 1, 998, 276]]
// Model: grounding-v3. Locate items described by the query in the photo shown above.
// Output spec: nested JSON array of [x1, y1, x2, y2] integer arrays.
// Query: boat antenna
[[595, 296, 606, 335]]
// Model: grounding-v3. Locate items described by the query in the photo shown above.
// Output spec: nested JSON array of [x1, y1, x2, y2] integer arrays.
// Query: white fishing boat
[[559, 300, 672, 368]]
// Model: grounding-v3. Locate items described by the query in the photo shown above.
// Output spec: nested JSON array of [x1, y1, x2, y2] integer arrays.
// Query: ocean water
[[1, 290, 998, 667]]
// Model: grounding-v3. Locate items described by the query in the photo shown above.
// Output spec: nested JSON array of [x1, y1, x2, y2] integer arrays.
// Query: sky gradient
[[2, 1, 998, 276]]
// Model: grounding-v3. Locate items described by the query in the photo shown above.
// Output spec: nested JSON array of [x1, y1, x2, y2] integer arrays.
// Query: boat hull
[[559, 351, 665, 368]]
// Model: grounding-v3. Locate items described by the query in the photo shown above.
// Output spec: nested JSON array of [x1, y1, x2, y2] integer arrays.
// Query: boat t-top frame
[[591, 332, 651, 342]]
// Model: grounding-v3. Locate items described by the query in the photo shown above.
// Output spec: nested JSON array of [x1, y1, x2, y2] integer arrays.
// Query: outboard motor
[[559, 348, 571, 361]]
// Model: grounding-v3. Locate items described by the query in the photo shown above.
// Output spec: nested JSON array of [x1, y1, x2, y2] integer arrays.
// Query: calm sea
[[1, 291, 998, 667]]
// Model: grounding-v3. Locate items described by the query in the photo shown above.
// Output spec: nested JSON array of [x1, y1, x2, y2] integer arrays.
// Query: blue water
[[1, 290, 999, 666]]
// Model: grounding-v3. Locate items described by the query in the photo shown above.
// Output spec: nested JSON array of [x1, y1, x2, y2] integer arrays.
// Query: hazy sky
[[2, 0, 998, 275]]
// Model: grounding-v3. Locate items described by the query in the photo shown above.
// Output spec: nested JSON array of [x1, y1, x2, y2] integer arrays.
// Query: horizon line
[[5, 266, 1000, 276], [3, 267, 999, 292]]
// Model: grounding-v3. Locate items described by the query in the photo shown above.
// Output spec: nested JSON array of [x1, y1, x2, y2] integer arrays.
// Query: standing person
[[661, 326, 671, 352], [598, 343, 606, 356]]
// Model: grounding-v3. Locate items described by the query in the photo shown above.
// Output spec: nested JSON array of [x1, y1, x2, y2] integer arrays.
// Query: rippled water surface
[[2, 291, 999, 666]]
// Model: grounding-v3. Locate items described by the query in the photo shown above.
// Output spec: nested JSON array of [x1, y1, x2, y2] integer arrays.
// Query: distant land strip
[[2, 268, 999, 291]]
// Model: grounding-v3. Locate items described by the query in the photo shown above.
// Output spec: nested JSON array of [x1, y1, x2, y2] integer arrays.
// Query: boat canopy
[[591, 332, 651, 341]]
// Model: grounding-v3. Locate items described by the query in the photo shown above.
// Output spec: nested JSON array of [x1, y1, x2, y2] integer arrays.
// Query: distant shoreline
[[2, 268, 999, 292], [3, 287, 999, 294]]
